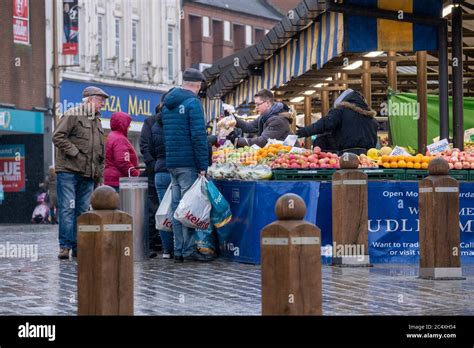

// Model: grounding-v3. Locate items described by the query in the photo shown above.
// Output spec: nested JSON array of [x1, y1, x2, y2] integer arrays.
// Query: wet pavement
[[0, 224, 473, 316]]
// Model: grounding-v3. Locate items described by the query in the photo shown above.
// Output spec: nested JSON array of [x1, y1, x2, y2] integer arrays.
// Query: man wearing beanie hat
[[160, 68, 212, 263]]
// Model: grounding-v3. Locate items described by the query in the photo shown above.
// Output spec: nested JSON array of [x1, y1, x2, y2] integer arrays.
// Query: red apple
[[313, 146, 321, 154], [454, 162, 463, 170]]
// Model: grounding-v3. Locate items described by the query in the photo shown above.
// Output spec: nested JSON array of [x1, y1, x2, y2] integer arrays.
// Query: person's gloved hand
[[207, 135, 218, 146], [296, 125, 307, 138], [226, 131, 238, 144], [226, 128, 242, 144]]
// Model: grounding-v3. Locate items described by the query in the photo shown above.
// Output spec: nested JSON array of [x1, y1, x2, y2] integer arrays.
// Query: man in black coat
[[140, 109, 161, 257], [296, 89, 378, 155]]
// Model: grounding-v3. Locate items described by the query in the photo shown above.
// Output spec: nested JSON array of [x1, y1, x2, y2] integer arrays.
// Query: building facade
[[45, 0, 181, 159], [0, 0, 48, 223], [181, 0, 290, 71]]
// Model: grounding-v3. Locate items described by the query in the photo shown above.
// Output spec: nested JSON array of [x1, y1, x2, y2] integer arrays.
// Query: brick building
[[181, 0, 301, 71], [0, 0, 48, 223]]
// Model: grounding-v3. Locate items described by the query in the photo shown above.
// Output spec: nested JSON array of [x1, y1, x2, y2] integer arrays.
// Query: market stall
[[210, 141, 474, 265], [202, 0, 474, 265]]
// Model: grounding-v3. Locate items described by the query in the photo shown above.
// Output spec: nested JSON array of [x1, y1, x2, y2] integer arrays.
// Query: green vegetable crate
[[405, 170, 471, 181], [272, 169, 336, 181], [361, 169, 406, 180]]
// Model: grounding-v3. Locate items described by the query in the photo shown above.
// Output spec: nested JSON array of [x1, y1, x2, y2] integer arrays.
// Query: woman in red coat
[[104, 112, 140, 190]]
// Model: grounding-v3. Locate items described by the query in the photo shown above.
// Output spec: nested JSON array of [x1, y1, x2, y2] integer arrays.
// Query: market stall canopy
[[203, 0, 472, 118]]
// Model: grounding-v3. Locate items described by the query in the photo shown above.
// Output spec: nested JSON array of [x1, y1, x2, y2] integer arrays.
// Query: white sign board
[[426, 138, 449, 155]]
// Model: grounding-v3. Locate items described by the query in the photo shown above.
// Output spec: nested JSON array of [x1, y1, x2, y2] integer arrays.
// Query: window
[[224, 21, 231, 41], [168, 25, 174, 81], [97, 15, 104, 71], [245, 25, 252, 46], [132, 20, 139, 77], [202, 16, 210, 37], [115, 18, 121, 71]]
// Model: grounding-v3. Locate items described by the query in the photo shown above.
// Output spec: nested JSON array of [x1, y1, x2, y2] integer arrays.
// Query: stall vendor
[[296, 89, 378, 155], [227, 89, 295, 148]]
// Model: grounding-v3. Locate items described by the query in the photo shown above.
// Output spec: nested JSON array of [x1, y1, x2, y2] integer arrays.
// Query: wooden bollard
[[332, 153, 370, 266], [419, 158, 464, 280], [77, 185, 134, 315], [261, 194, 321, 315]]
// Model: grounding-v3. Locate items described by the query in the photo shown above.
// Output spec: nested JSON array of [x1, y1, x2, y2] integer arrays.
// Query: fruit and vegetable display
[[465, 142, 474, 153], [209, 141, 474, 181], [270, 146, 340, 169], [437, 148, 474, 170]]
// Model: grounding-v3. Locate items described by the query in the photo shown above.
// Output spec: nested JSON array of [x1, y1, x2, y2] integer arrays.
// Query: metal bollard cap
[[275, 193, 306, 220], [91, 185, 120, 210], [339, 152, 359, 169], [428, 157, 449, 176]]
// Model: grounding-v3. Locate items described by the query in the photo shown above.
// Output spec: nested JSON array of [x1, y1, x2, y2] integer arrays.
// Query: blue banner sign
[[60, 79, 164, 122], [318, 182, 474, 264], [213, 180, 320, 264]]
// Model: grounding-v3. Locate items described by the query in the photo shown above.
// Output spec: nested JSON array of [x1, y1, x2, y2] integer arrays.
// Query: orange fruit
[[406, 162, 414, 169], [390, 162, 399, 169], [383, 162, 390, 169], [413, 156, 421, 163], [398, 160, 406, 168], [421, 162, 429, 169], [422, 156, 430, 163], [381, 155, 389, 163], [414, 163, 421, 169]]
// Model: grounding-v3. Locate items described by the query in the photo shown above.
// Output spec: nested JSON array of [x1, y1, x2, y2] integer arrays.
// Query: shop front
[[0, 108, 45, 223]]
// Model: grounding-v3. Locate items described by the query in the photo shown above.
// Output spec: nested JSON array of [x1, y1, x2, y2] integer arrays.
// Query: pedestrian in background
[[140, 105, 162, 257], [150, 92, 175, 259], [43, 165, 58, 224], [52, 86, 108, 259], [161, 68, 211, 263], [104, 112, 140, 191]]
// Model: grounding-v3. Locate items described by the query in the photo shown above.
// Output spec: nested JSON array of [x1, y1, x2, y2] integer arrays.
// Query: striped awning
[[202, 98, 223, 122], [225, 12, 344, 106], [214, 0, 442, 108], [344, 0, 443, 52]]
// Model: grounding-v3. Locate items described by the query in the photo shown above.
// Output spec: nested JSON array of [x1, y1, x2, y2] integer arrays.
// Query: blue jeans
[[168, 168, 198, 257], [154, 172, 175, 254], [57, 172, 95, 251]]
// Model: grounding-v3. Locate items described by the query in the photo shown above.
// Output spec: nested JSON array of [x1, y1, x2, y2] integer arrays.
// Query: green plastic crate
[[470, 171, 474, 182], [272, 169, 336, 181], [405, 169, 470, 181], [361, 169, 406, 180]]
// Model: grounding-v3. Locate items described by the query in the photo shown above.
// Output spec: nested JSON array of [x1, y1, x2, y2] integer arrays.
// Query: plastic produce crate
[[361, 169, 406, 180], [272, 169, 336, 181], [470, 171, 474, 182], [405, 169, 470, 181]]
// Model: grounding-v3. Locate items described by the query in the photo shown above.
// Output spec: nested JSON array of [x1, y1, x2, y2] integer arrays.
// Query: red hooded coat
[[104, 112, 140, 187]]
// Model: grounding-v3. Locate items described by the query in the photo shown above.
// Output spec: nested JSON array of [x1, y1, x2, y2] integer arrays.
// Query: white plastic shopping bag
[[155, 184, 173, 232], [174, 176, 211, 230]]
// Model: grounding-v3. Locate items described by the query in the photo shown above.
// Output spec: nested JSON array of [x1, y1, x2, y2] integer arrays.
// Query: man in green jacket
[[52, 86, 108, 259]]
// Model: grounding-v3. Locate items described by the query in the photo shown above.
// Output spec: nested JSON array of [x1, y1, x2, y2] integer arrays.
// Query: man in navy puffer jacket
[[161, 68, 211, 263]]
